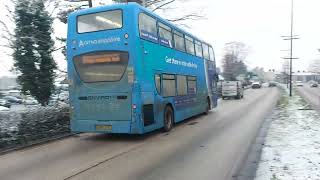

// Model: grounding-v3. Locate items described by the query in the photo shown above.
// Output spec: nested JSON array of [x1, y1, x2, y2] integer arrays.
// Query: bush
[[0, 104, 70, 150]]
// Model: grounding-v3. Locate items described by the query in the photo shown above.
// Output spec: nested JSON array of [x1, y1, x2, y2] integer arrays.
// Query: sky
[[178, 0, 320, 71], [0, 0, 320, 77]]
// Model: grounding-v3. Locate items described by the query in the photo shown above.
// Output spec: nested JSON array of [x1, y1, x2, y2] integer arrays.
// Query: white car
[[296, 81, 304, 87], [252, 82, 261, 89], [0, 105, 10, 112], [24, 99, 39, 105]]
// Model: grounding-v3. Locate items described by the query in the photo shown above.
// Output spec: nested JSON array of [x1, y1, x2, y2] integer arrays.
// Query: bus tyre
[[164, 106, 174, 132]]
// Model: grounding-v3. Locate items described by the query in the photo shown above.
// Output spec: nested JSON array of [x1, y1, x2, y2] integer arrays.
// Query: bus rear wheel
[[164, 106, 174, 132]]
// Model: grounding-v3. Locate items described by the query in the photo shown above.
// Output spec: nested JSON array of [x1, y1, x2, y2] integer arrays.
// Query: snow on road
[[255, 89, 320, 180]]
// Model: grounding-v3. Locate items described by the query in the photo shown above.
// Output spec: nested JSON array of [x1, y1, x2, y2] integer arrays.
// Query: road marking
[[63, 142, 146, 180]]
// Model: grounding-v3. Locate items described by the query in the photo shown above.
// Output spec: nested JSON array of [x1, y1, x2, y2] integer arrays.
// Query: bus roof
[[69, 2, 212, 47]]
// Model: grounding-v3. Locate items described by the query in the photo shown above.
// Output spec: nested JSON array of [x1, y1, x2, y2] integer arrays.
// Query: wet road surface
[[0, 88, 280, 180]]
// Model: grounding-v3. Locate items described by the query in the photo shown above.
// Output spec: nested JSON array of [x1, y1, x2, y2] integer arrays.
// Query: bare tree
[[224, 41, 249, 62], [308, 59, 320, 74], [145, 0, 205, 27], [222, 42, 249, 81]]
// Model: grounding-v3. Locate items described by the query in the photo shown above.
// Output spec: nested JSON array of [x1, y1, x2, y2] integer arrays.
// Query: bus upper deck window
[[77, 10, 123, 33], [185, 36, 195, 55], [173, 30, 185, 52], [139, 13, 157, 41], [158, 22, 173, 47], [209, 47, 215, 61], [202, 43, 210, 60], [195, 41, 203, 58]]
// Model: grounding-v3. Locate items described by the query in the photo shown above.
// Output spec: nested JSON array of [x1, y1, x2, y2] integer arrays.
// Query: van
[[222, 81, 244, 99]]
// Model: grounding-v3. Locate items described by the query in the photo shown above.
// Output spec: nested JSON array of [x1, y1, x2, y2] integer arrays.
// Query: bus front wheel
[[164, 106, 174, 132]]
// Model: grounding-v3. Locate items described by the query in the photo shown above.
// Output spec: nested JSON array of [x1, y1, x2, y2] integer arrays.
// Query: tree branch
[[145, 0, 163, 7], [56, 68, 67, 74], [0, 20, 14, 37], [50, 46, 65, 53], [166, 13, 205, 22], [152, 0, 176, 12]]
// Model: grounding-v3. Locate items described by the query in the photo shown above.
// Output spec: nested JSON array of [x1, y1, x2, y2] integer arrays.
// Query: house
[[0, 76, 18, 90], [292, 72, 320, 83]]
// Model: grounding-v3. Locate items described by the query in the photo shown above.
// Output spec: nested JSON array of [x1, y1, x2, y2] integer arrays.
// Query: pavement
[[0, 87, 280, 180], [254, 86, 320, 180]]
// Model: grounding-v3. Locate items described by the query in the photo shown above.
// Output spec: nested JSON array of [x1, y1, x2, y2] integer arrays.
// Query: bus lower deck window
[[177, 75, 187, 96], [163, 74, 176, 97]]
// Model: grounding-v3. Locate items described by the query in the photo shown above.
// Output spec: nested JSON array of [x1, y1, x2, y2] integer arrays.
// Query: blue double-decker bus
[[67, 3, 218, 134]]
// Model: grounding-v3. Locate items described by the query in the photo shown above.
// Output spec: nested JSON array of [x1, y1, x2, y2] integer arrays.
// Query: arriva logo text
[[78, 37, 121, 48]]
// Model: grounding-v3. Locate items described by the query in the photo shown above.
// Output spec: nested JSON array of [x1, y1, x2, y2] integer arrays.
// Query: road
[[296, 86, 320, 110], [0, 88, 280, 180]]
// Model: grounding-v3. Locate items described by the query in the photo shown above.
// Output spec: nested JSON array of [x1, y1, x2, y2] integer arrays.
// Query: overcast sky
[[1, 0, 320, 77], [180, 0, 320, 71]]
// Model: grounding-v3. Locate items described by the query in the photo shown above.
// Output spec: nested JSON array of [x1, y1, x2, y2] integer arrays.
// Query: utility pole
[[289, 0, 293, 97], [282, 0, 299, 97]]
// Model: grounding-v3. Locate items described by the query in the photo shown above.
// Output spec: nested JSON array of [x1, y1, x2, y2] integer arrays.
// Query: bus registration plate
[[95, 125, 112, 131]]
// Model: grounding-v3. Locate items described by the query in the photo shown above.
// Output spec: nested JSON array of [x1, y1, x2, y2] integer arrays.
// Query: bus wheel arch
[[163, 104, 174, 132]]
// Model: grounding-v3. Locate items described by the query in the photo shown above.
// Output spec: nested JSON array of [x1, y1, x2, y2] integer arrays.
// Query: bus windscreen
[[77, 10, 122, 33], [73, 51, 128, 83]]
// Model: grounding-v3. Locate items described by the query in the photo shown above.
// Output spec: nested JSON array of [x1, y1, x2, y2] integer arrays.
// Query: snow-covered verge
[[254, 88, 320, 180], [0, 105, 70, 151]]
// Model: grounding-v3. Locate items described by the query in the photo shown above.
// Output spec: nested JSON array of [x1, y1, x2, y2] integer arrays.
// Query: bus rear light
[[132, 104, 137, 109], [124, 33, 129, 39]]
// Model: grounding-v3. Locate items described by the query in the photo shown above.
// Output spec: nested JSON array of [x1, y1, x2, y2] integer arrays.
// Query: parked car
[[310, 83, 318, 88], [268, 81, 277, 87], [221, 81, 244, 99], [8, 90, 22, 99], [296, 81, 304, 87], [0, 105, 10, 112], [3, 96, 23, 104], [0, 99, 11, 108], [252, 82, 261, 89], [23, 99, 39, 105]]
